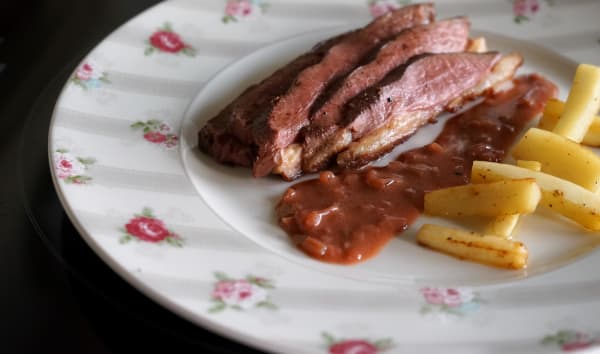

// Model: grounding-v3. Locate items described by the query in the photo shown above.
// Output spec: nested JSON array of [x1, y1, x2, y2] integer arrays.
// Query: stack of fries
[[417, 63, 600, 269]]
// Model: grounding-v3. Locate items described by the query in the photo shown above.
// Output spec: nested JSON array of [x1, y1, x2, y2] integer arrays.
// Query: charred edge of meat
[[306, 16, 471, 135], [251, 3, 436, 178], [300, 19, 473, 173], [197, 129, 255, 167], [197, 27, 357, 165]]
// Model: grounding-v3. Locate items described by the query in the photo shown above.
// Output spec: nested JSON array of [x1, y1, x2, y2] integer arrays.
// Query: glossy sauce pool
[[276, 74, 558, 264]]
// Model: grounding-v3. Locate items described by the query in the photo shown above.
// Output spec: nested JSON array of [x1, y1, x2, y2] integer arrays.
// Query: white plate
[[181, 27, 600, 286], [49, 1, 600, 353]]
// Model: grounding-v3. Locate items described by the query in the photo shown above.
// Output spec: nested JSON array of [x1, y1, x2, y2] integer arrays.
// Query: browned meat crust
[[197, 32, 352, 166], [198, 3, 525, 182], [273, 52, 521, 180], [250, 4, 436, 177], [301, 17, 471, 173]]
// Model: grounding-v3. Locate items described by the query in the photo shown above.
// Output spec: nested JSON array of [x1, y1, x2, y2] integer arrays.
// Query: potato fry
[[472, 161, 600, 230], [539, 98, 600, 146], [416, 224, 528, 269], [511, 127, 600, 192], [516, 160, 541, 171], [552, 64, 600, 142], [424, 179, 541, 217], [484, 214, 520, 238], [485, 161, 540, 238]]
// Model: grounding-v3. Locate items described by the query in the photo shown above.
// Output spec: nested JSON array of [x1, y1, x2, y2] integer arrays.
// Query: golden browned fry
[[539, 98, 600, 146], [484, 160, 541, 238], [472, 161, 600, 230], [416, 224, 528, 269], [551, 64, 600, 143], [511, 127, 600, 192], [516, 160, 542, 171], [484, 214, 520, 239], [424, 178, 541, 217]]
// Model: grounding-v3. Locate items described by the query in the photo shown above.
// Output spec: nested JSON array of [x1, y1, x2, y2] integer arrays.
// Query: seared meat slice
[[198, 115, 255, 167], [198, 31, 352, 167], [307, 52, 499, 173], [301, 17, 471, 173], [336, 53, 524, 168], [251, 3, 435, 177], [274, 52, 509, 179], [342, 52, 500, 143]]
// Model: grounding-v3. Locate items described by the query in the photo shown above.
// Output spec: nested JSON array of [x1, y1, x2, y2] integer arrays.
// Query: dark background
[[0, 1, 262, 353]]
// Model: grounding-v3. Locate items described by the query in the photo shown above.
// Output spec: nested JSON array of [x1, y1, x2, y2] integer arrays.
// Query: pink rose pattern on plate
[[222, 0, 270, 23], [209, 272, 277, 313], [367, 0, 411, 18], [322, 332, 393, 354], [513, 0, 553, 23], [419, 287, 480, 316], [145, 22, 196, 56], [120, 207, 183, 246], [542, 330, 599, 352], [71, 60, 110, 90], [53, 149, 95, 184], [131, 119, 179, 149]]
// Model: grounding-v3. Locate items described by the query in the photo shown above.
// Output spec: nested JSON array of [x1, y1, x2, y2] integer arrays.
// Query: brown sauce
[[276, 74, 558, 264]]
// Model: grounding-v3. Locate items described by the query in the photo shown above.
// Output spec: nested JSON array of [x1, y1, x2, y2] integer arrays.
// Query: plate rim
[[44, 2, 303, 353]]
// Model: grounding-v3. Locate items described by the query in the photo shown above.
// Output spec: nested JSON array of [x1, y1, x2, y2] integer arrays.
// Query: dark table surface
[[0, 1, 263, 353]]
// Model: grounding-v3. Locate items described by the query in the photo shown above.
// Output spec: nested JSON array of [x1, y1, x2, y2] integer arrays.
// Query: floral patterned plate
[[49, 1, 600, 353]]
